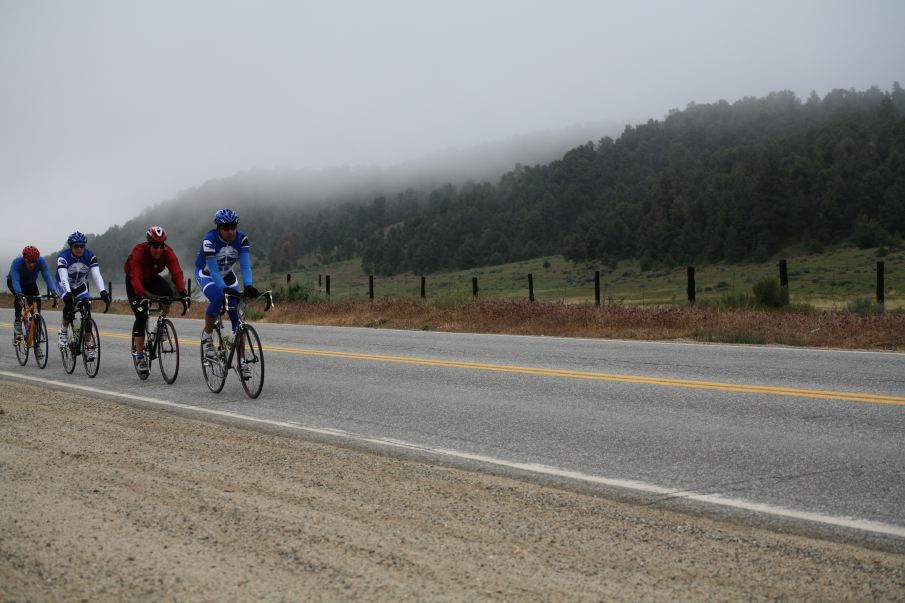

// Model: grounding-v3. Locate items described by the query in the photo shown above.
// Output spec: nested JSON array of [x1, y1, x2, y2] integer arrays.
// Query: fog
[[2, 0, 904, 265]]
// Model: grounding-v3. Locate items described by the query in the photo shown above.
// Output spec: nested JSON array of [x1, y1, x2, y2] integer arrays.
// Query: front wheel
[[157, 319, 180, 384], [201, 328, 227, 393], [236, 325, 264, 399], [82, 318, 101, 378], [33, 315, 49, 369]]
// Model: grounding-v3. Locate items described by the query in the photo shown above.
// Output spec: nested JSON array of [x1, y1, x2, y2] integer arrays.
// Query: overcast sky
[[2, 0, 904, 264]]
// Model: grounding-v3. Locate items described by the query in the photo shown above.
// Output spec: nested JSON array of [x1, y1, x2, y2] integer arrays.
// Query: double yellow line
[[10, 323, 904, 406]]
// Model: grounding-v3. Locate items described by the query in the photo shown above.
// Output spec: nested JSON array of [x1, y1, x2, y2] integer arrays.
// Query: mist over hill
[[80, 84, 905, 290]]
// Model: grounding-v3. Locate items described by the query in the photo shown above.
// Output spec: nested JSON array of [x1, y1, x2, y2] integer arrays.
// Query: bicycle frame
[[16, 294, 56, 349]]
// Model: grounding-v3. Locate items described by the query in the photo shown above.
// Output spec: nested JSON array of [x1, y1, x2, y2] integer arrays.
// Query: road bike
[[131, 296, 189, 383], [13, 293, 57, 369], [201, 290, 273, 399], [60, 296, 110, 378]]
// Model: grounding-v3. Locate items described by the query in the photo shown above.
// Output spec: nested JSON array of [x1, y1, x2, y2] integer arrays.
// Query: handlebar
[[79, 296, 111, 314], [222, 289, 274, 312], [145, 296, 191, 316], [20, 293, 58, 308]]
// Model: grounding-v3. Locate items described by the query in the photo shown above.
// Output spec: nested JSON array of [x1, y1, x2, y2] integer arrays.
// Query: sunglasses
[[71, 244, 86, 249], [219, 223, 238, 231], [149, 243, 165, 249], [25, 259, 37, 265]]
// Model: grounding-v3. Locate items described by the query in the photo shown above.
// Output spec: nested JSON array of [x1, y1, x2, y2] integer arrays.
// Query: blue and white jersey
[[7, 256, 55, 294], [57, 248, 105, 294], [195, 228, 250, 278]]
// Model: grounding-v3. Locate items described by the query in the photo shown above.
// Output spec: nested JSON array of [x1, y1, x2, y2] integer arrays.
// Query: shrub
[[752, 279, 789, 308], [846, 296, 884, 315]]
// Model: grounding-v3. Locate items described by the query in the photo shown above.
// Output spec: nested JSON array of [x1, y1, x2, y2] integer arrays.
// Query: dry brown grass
[[246, 298, 905, 351]]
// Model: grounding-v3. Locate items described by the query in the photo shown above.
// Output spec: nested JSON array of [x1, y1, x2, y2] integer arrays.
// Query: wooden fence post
[[779, 259, 788, 288], [187, 278, 192, 298], [369, 275, 374, 300], [687, 267, 696, 304], [286, 273, 291, 284], [528, 273, 535, 302], [472, 277, 478, 298], [595, 271, 601, 306], [326, 275, 331, 297], [877, 261, 885, 304], [421, 276, 426, 299]]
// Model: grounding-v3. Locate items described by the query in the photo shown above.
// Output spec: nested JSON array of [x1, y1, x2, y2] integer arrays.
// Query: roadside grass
[[266, 245, 903, 310]]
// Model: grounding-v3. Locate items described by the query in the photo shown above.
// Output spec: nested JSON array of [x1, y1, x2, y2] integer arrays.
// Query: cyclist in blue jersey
[[56, 231, 110, 353], [7, 245, 57, 339], [195, 209, 259, 376]]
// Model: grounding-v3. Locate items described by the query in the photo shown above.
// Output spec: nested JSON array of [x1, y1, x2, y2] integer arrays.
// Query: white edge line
[[3, 369, 905, 540]]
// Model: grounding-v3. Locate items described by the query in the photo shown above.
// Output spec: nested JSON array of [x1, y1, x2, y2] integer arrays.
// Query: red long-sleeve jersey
[[123, 243, 187, 298]]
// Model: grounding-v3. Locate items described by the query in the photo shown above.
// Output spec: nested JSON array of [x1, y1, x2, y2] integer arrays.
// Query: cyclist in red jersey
[[124, 226, 190, 374]]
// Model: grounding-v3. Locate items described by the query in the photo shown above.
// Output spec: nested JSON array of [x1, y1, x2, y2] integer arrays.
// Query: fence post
[[107, 281, 112, 298], [318, 274, 322, 291], [187, 278, 192, 298], [779, 259, 788, 288], [369, 275, 374, 300], [877, 261, 885, 304], [595, 271, 601, 306], [421, 276, 426, 299], [326, 275, 331, 297], [687, 266, 696, 304], [528, 273, 535, 302], [286, 273, 291, 284], [472, 276, 478, 298]]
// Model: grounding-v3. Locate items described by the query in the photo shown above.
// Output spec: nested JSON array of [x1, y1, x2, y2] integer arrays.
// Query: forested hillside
[[85, 85, 905, 278]]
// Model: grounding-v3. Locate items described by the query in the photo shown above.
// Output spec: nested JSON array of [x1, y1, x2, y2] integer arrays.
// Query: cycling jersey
[[124, 243, 186, 298], [7, 256, 55, 295], [194, 228, 252, 291], [57, 248, 105, 294]]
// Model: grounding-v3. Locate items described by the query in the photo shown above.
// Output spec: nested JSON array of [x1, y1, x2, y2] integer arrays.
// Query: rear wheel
[[14, 317, 29, 366], [237, 325, 264, 399], [157, 319, 179, 384], [33, 315, 49, 369], [201, 327, 227, 393], [82, 318, 101, 378], [61, 322, 77, 374]]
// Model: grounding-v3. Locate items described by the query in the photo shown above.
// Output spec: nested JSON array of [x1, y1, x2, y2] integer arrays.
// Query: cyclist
[[124, 226, 190, 375], [195, 208, 259, 378], [7, 245, 57, 342], [56, 231, 110, 357]]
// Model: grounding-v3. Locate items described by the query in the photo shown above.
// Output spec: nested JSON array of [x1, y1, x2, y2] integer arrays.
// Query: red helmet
[[22, 245, 40, 261], [146, 226, 167, 244]]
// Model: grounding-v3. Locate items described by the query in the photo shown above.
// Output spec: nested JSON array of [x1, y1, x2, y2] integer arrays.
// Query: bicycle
[[13, 293, 57, 369], [201, 290, 273, 399], [60, 296, 110, 378], [131, 296, 189, 383]]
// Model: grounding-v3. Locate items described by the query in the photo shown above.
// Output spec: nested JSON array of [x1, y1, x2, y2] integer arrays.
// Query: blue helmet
[[67, 231, 88, 246], [213, 208, 239, 225]]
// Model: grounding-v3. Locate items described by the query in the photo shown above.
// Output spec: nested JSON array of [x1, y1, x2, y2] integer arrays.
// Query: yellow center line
[[4, 322, 902, 406]]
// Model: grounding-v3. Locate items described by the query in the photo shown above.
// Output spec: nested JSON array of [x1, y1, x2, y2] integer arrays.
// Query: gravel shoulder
[[2, 379, 904, 601]]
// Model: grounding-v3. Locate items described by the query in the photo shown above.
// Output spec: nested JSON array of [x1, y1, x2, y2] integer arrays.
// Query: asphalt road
[[3, 307, 904, 545]]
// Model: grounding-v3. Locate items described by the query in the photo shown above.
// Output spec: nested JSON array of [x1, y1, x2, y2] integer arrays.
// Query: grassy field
[[263, 245, 902, 310]]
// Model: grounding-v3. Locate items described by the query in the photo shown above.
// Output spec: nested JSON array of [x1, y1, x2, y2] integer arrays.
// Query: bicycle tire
[[237, 325, 264, 399], [201, 327, 227, 393], [61, 322, 77, 374], [82, 318, 101, 378], [34, 315, 49, 369], [14, 318, 29, 366], [157, 319, 179, 384]]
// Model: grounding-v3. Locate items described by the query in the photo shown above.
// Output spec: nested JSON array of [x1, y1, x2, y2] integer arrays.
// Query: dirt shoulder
[[2, 379, 904, 601]]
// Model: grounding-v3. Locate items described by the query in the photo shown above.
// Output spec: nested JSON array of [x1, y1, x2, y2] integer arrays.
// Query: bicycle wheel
[[82, 318, 101, 378], [33, 315, 49, 369], [157, 319, 179, 384], [14, 317, 29, 366], [201, 327, 227, 393], [236, 325, 264, 399], [61, 322, 77, 374]]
